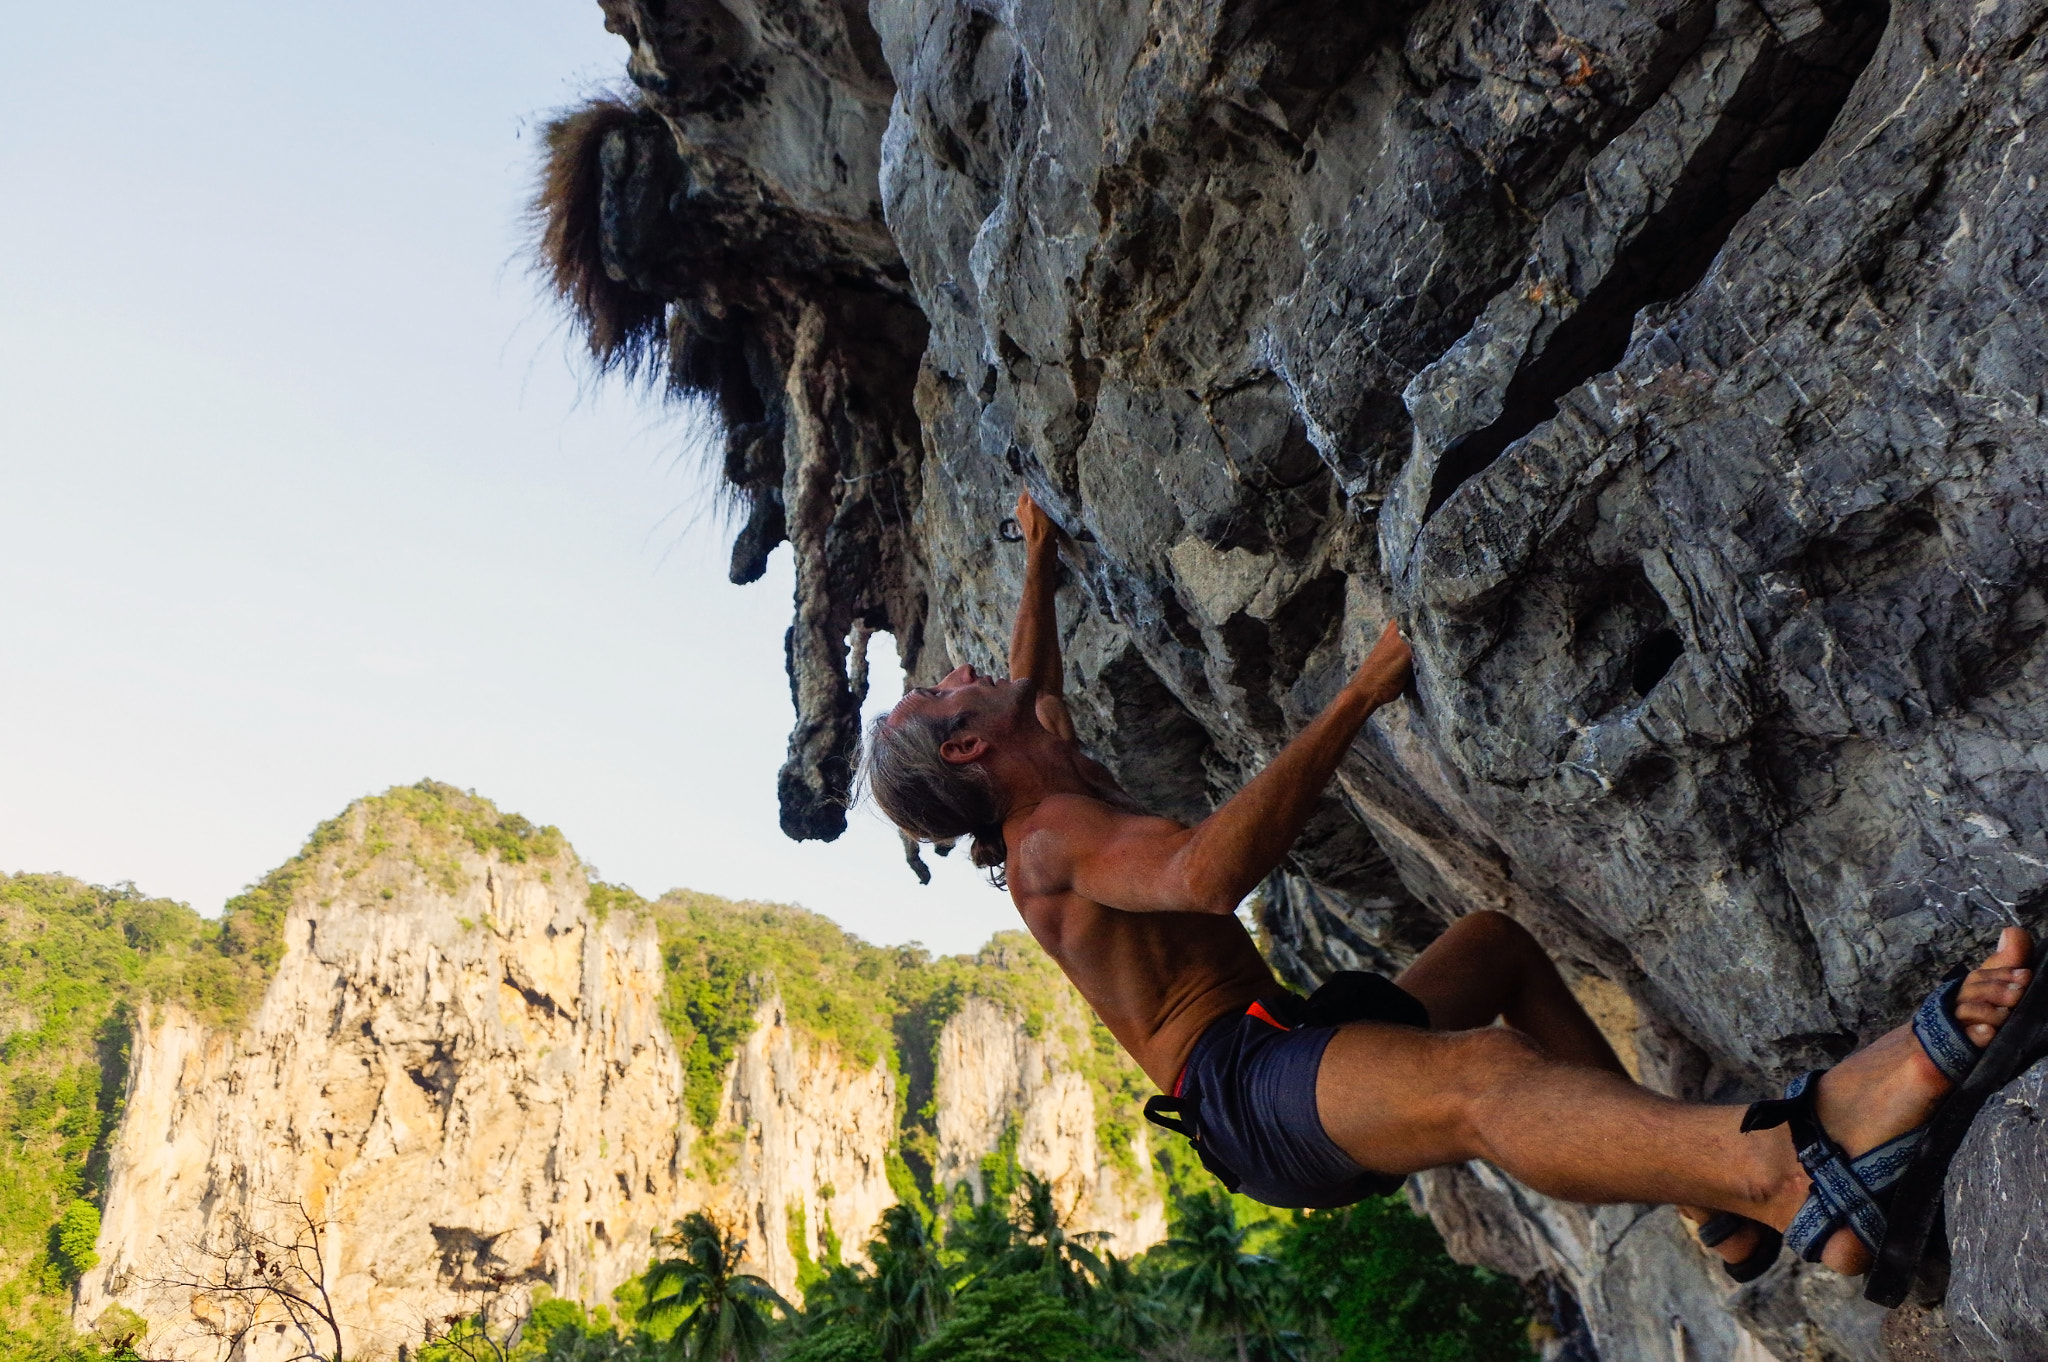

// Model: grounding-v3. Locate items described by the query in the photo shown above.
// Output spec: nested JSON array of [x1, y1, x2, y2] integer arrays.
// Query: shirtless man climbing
[[865, 490, 2041, 1292]]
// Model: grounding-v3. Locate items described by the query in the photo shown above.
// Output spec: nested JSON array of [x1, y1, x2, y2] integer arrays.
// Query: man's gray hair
[[862, 707, 1009, 877]]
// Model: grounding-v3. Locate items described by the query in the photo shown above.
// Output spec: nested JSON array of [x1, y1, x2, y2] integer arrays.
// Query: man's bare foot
[[1760, 928, 2034, 1274]]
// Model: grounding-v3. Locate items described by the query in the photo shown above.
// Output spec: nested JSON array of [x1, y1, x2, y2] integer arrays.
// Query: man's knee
[[1443, 1026, 1549, 1139], [1451, 1023, 1546, 1077], [1453, 908, 1540, 954]]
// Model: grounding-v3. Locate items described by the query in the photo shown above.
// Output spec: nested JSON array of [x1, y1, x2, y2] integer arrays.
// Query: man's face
[[887, 664, 1036, 743]]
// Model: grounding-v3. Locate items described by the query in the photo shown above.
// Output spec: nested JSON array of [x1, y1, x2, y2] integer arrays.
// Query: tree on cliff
[[1007, 1175, 1108, 1305], [640, 1213, 790, 1362], [939, 1193, 1016, 1282], [783, 1204, 955, 1361], [1082, 1250, 1168, 1357], [857, 1206, 951, 1360], [908, 1273, 1108, 1362]]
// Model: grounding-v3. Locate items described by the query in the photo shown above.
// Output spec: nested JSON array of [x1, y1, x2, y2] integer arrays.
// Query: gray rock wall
[[1944, 1064, 2048, 1357], [550, 0, 2048, 1351]]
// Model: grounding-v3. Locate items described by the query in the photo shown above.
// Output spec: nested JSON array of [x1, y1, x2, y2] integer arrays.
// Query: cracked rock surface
[[560, 0, 2048, 1352]]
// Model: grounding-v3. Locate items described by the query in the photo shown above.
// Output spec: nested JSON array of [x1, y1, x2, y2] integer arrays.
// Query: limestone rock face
[[932, 995, 1167, 1257], [721, 998, 899, 1294], [578, 0, 931, 844], [556, 0, 2048, 1351], [72, 795, 1162, 1359], [1942, 1063, 2048, 1358], [75, 808, 690, 1359]]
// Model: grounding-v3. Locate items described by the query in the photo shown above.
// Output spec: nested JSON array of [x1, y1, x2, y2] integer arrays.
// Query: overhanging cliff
[[547, 0, 2048, 1355]]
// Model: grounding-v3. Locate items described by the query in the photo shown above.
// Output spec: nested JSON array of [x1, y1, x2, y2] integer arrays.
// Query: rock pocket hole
[[1575, 564, 1680, 708], [1421, 0, 1891, 521], [1632, 629, 1684, 696]]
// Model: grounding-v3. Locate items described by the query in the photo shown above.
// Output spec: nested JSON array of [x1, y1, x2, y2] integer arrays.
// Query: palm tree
[[1085, 1250, 1169, 1356], [863, 1204, 950, 1360], [941, 1186, 1017, 1281], [793, 1258, 873, 1331], [1009, 1173, 1107, 1303], [641, 1213, 791, 1362], [1160, 1191, 1288, 1362]]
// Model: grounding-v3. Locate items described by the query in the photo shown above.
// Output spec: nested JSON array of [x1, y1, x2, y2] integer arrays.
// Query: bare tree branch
[[409, 1270, 524, 1362], [136, 1196, 349, 1362]]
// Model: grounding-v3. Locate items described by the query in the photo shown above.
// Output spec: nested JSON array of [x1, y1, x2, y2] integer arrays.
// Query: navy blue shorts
[[1146, 973, 1427, 1208]]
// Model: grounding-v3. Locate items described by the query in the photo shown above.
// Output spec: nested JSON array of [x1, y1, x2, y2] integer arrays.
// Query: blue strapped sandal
[[1741, 961, 2048, 1307]]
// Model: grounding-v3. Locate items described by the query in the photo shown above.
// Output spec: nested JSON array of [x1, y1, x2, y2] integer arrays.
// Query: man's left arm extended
[[1009, 491, 1062, 693], [1019, 622, 1412, 915], [1010, 491, 1080, 742]]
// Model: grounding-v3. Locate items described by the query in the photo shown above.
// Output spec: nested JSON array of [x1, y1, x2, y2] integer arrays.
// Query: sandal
[[1866, 954, 2048, 1306], [1741, 961, 2048, 1306]]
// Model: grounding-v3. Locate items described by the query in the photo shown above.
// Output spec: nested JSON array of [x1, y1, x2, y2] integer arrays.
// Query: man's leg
[[1387, 911, 1764, 1260], [1392, 910, 1626, 1074], [1318, 927, 2036, 1275], [1315, 1020, 1797, 1217]]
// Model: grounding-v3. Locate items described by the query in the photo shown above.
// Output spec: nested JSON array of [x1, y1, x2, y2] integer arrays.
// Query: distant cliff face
[[73, 788, 1164, 1360], [933, 994, 1167, 1257], [546, 0, 2048, 1353], [720, 997, 900, 1299], [74, 793, 687, 1359]]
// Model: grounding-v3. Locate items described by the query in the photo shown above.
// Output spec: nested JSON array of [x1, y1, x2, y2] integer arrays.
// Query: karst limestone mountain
[[30, 784, 1163, 1361]]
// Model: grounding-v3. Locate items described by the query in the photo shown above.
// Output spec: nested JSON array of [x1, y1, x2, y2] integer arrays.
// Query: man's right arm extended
[[1016, 622, 1412, 915]]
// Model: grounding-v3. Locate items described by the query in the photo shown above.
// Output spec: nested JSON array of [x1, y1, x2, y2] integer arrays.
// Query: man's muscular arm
[[1009, 492, 1078, 742], [1009, 491, 1062, 692], [1013, 622, 1413, 915]]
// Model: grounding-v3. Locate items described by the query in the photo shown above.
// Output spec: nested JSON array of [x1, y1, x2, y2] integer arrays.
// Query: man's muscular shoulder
[[1006, 793, 1111, 900], [1009, 792, 1189, 908]]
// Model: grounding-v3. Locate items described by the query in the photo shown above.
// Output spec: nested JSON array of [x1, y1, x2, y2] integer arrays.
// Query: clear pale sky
[[0, 2, 1018, 955]]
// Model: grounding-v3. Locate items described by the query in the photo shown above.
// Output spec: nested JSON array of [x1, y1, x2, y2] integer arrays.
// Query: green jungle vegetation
[[0, 871, 277, 1361], [420, 1180, 1535, 1362], [0, 783, 1534, 1360], [608, 883, 1162, 1211]]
